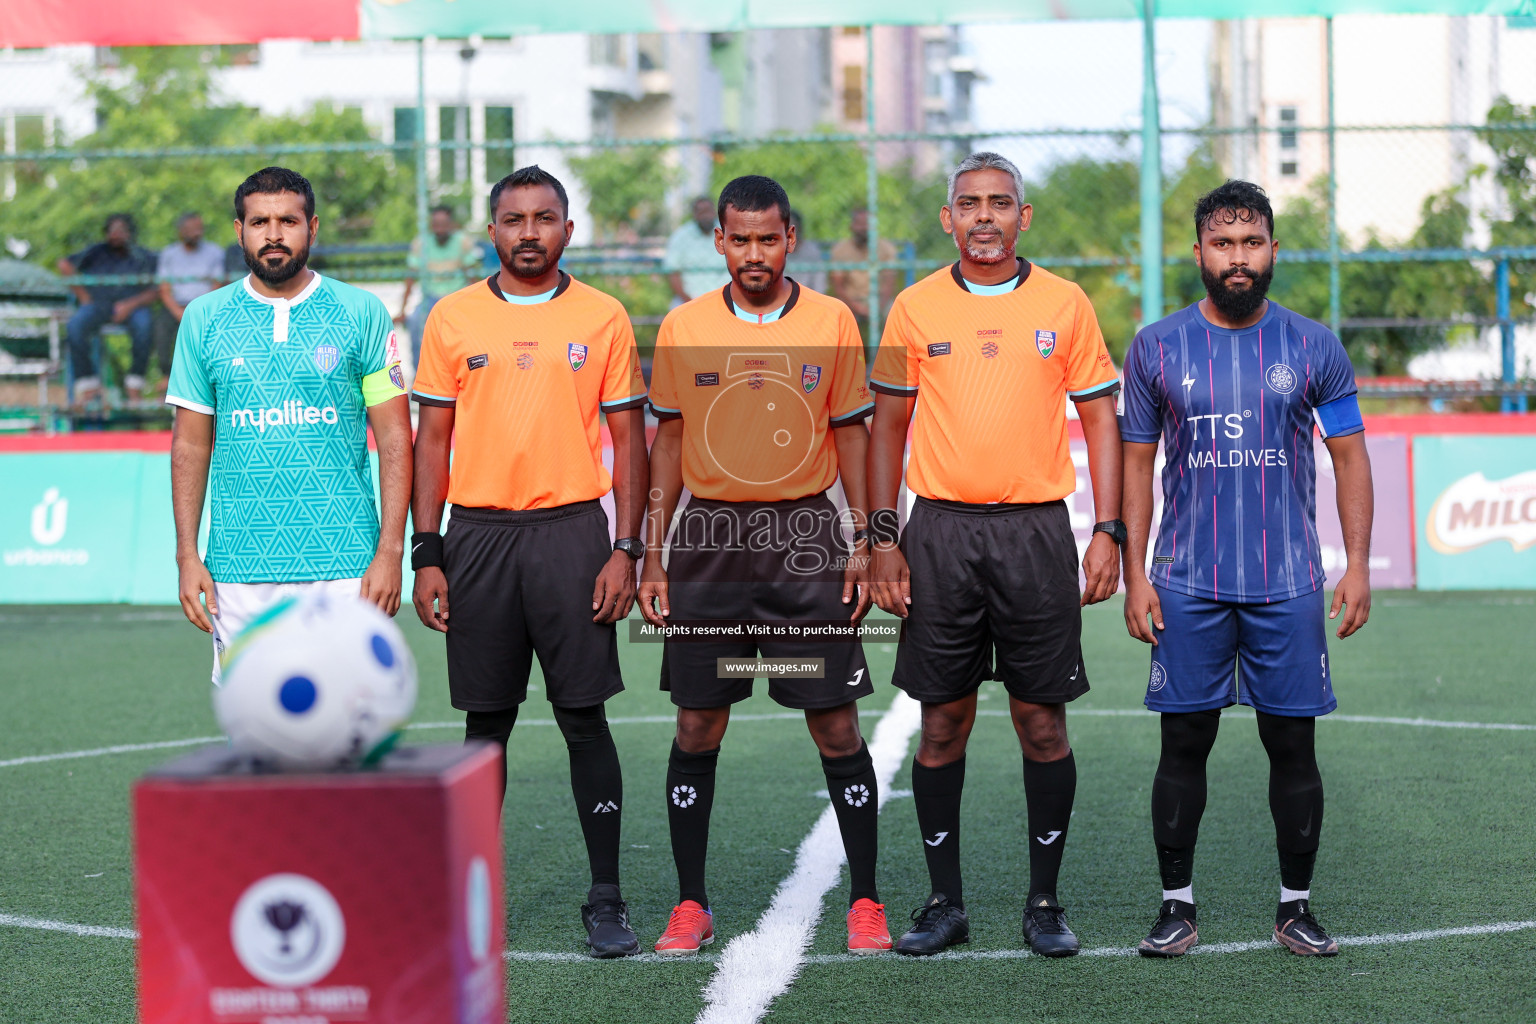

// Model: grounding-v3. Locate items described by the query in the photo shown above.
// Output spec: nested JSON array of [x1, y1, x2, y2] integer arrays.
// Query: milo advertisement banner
[[1414, 435, 1536, 590]]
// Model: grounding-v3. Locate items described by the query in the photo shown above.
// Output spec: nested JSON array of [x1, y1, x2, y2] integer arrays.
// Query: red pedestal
[[135, 743, 503, 1024]]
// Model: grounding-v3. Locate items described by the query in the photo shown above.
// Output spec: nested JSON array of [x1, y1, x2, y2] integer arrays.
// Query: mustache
[[511, 242, 547, 255], [258, 244, 292, 257]]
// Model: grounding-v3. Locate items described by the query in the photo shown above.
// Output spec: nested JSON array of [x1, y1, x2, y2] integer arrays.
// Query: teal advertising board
[[1413, 435, 1536, 590]]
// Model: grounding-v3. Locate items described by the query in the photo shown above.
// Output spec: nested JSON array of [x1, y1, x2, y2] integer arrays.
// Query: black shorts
[[443, 501, 624, 712], [890, 497, 1088, 705], [661, 491, 873, 711]]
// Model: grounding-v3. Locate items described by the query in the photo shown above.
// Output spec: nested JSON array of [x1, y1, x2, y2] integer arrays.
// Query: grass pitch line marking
[[0, 913, 136, 939], [796, 919, 1536, 963], [694, 692, 922, 1024], [0, 736, 223, 769]]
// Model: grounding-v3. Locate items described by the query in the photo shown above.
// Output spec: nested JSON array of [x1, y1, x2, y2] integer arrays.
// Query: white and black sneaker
[[1274, 899, 1339, 956], [1138, 899, 1199, 958]]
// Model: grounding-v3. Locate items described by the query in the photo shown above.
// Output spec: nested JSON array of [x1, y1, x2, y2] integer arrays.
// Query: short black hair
[[103, 212, 135, 237], [717, 175, 791, 231], [234, 166, 315, 221], [429, 203, 456, 218], [1194, 179, 1274, 239], [489, 165, 569, 219], [175, 211, 202, 228]]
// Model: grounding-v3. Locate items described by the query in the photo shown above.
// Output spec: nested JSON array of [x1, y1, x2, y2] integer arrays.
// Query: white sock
[[1280, 886, 1310, 903], [1162, 886, 1194, 904]]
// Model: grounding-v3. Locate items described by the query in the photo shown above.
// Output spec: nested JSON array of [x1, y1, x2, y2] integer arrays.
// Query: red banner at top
[[0, 0, 358, 47]]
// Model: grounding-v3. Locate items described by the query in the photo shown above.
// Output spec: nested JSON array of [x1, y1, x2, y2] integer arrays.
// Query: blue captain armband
[[1313, 394, 1364, 439]]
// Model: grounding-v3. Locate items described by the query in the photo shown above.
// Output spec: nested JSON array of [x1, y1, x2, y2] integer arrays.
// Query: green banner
[[361, 0, 1533, 37], [1413, 435, 1536, 590]]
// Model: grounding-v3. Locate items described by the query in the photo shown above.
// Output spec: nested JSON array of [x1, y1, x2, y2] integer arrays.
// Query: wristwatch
[[1092, 520, 1128, 546], [613, 537, 645, 560]]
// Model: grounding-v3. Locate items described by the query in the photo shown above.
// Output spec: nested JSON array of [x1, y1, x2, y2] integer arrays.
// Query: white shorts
[[209, 578, 365, 686]]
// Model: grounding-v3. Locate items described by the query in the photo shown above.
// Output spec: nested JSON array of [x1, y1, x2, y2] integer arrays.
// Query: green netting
[[359, 0, 1534, 38]]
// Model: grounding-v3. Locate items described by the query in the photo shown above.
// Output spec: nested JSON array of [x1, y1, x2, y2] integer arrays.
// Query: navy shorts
[[1145, 585, 1336, 717]]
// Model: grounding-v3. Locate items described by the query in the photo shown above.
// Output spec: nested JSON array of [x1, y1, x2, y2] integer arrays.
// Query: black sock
[[666, 740, 719, 907], [1151, 710, 1221, 891], [553, 704, 623, 890], [822, 741, 879, 905], [464, 706, 519, 804], [911, 756, 965, 908], [1257, 713, 1323, 892], [1022, 750, 1076, 903]]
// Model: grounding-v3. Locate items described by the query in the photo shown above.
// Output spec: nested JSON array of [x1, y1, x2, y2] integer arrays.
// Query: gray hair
[[946, 151, 1026, 206]]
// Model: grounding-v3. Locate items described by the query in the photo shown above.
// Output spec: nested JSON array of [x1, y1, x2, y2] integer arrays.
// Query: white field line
[[0, 913, 136, 939], [6, 707, 1532, 771], [693, 692, 923, 1024]]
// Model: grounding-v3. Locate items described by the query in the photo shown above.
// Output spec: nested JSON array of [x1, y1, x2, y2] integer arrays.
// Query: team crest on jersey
[[389, 364, 405, 390], [1149, 662, 1168, 692], [1267, 363, 1298, 395], [312, 344, 340, 374], [801, 364, 822, 393], [1035, 330, 1056, 359], [568, 343, 588, 371]]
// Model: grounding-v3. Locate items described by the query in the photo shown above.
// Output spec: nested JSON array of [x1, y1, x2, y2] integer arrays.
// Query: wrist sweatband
[[411, 531, 444, 570]]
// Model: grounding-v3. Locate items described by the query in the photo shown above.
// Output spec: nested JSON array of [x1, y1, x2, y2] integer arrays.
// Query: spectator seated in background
[[155, 212, 226, 395], [396, 204, 481, 367], [58, 212, 159, 407]]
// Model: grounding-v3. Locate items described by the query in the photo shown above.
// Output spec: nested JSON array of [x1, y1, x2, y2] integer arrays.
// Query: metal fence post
[[1497, 256, 1522, 413], [1139, 0, 1163, 327], [1327, 17, 1341, 337], [415, 40, 430, 290], [864, 25, 881, 362]]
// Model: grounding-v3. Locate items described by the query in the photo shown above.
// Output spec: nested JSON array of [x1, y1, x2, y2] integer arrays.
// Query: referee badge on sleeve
[[568, 343, 588, 371]]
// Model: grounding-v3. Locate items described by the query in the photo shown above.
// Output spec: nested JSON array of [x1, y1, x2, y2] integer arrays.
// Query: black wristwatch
[[614, 537, 645, 560], [1092, 520, 1128, 546]]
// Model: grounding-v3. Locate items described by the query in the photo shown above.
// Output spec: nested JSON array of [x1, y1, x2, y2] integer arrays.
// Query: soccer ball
[[214, 593, 417, 770]]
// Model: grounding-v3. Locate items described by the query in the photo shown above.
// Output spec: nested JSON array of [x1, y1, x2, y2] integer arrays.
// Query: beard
[[243, 238, 310, 286], [958, 225, 1015, 265], [497, 239, 560, 279], [733, 262, 780, 295], [1201, 261, 1274, 322]]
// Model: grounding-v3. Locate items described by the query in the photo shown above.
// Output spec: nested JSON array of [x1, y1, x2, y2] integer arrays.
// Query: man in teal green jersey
[[167, 167, 413, 683]]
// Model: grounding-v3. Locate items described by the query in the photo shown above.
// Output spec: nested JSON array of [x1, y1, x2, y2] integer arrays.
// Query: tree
[[567, 146, 680, 238]]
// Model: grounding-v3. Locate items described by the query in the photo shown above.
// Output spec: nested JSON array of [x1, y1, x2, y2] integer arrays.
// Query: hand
[[868, 543, 911, 618], [392, 311, 407, 325], [111, 300, 134, 323], [413, 566, 450, 632], [637, 562, 670, 628], [592, 551, 637, 624], [1081, 532, 1121, 607], [168, 303, 184, 323], [1123, 575, 1164, 645], [1330, 565, 1371, 638], [177, 556, 217, 633], [359, 551, 403, 617], [842, 542, 873, 623]]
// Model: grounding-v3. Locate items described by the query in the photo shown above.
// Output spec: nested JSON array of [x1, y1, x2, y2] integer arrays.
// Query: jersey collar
[[950, 258, 1031, 293], [722, 277, 800, 323], [487, 270, 571, 303], [241, 270, 323, 307]]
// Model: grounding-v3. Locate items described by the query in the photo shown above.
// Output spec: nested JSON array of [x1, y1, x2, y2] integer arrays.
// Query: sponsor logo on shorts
[[312, 344, 340, 374], [467, 354, 489, 370], [1035, 330, 1056, 359], [1149, 662, 1168, 692], [1267, 363, 1298, 395], [568, 343, 588, 371], [927, 342, 951, 357], [695, 372, 720, 387], [801, 364, 822, 393]]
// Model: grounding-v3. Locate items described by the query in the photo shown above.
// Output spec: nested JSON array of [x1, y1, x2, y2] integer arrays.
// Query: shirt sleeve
[[828, 304, 874, 425], [661, 228, 686, 274], [1117, 331, 1163, 444], [68, 245, 96, 272], [155, 246, 173, 282], [648, 314, 681, 420], [405, 237, 423, 276], [868, 297, 919, 396], [1064, 286, 1120, 402], [1307, 328, 1363, 438], [410, 300, 459, 407], [600, 309, 648, 413], [356, 293, 406, 407], [164, 298, 215, 415]]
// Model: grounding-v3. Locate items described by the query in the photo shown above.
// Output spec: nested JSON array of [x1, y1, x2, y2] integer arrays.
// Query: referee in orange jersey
[[867, 152, 1124, 957], [639, 176, 890, 957], [410, 166, 650, 958]]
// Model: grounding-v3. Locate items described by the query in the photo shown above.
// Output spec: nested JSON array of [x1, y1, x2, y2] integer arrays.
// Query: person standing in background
[[828, 207, 898, 345], [663, 196, 731, 307], [397, 204, 482, 367]]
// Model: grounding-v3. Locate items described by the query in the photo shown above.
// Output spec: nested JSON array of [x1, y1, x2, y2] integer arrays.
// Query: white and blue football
[[214, 593, 417, 770]]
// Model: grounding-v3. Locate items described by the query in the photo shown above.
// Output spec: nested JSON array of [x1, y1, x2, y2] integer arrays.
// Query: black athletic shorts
[[443, 500, 624, 711], [661, 491, 873, 710], [890, 497, 1088, 705]]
